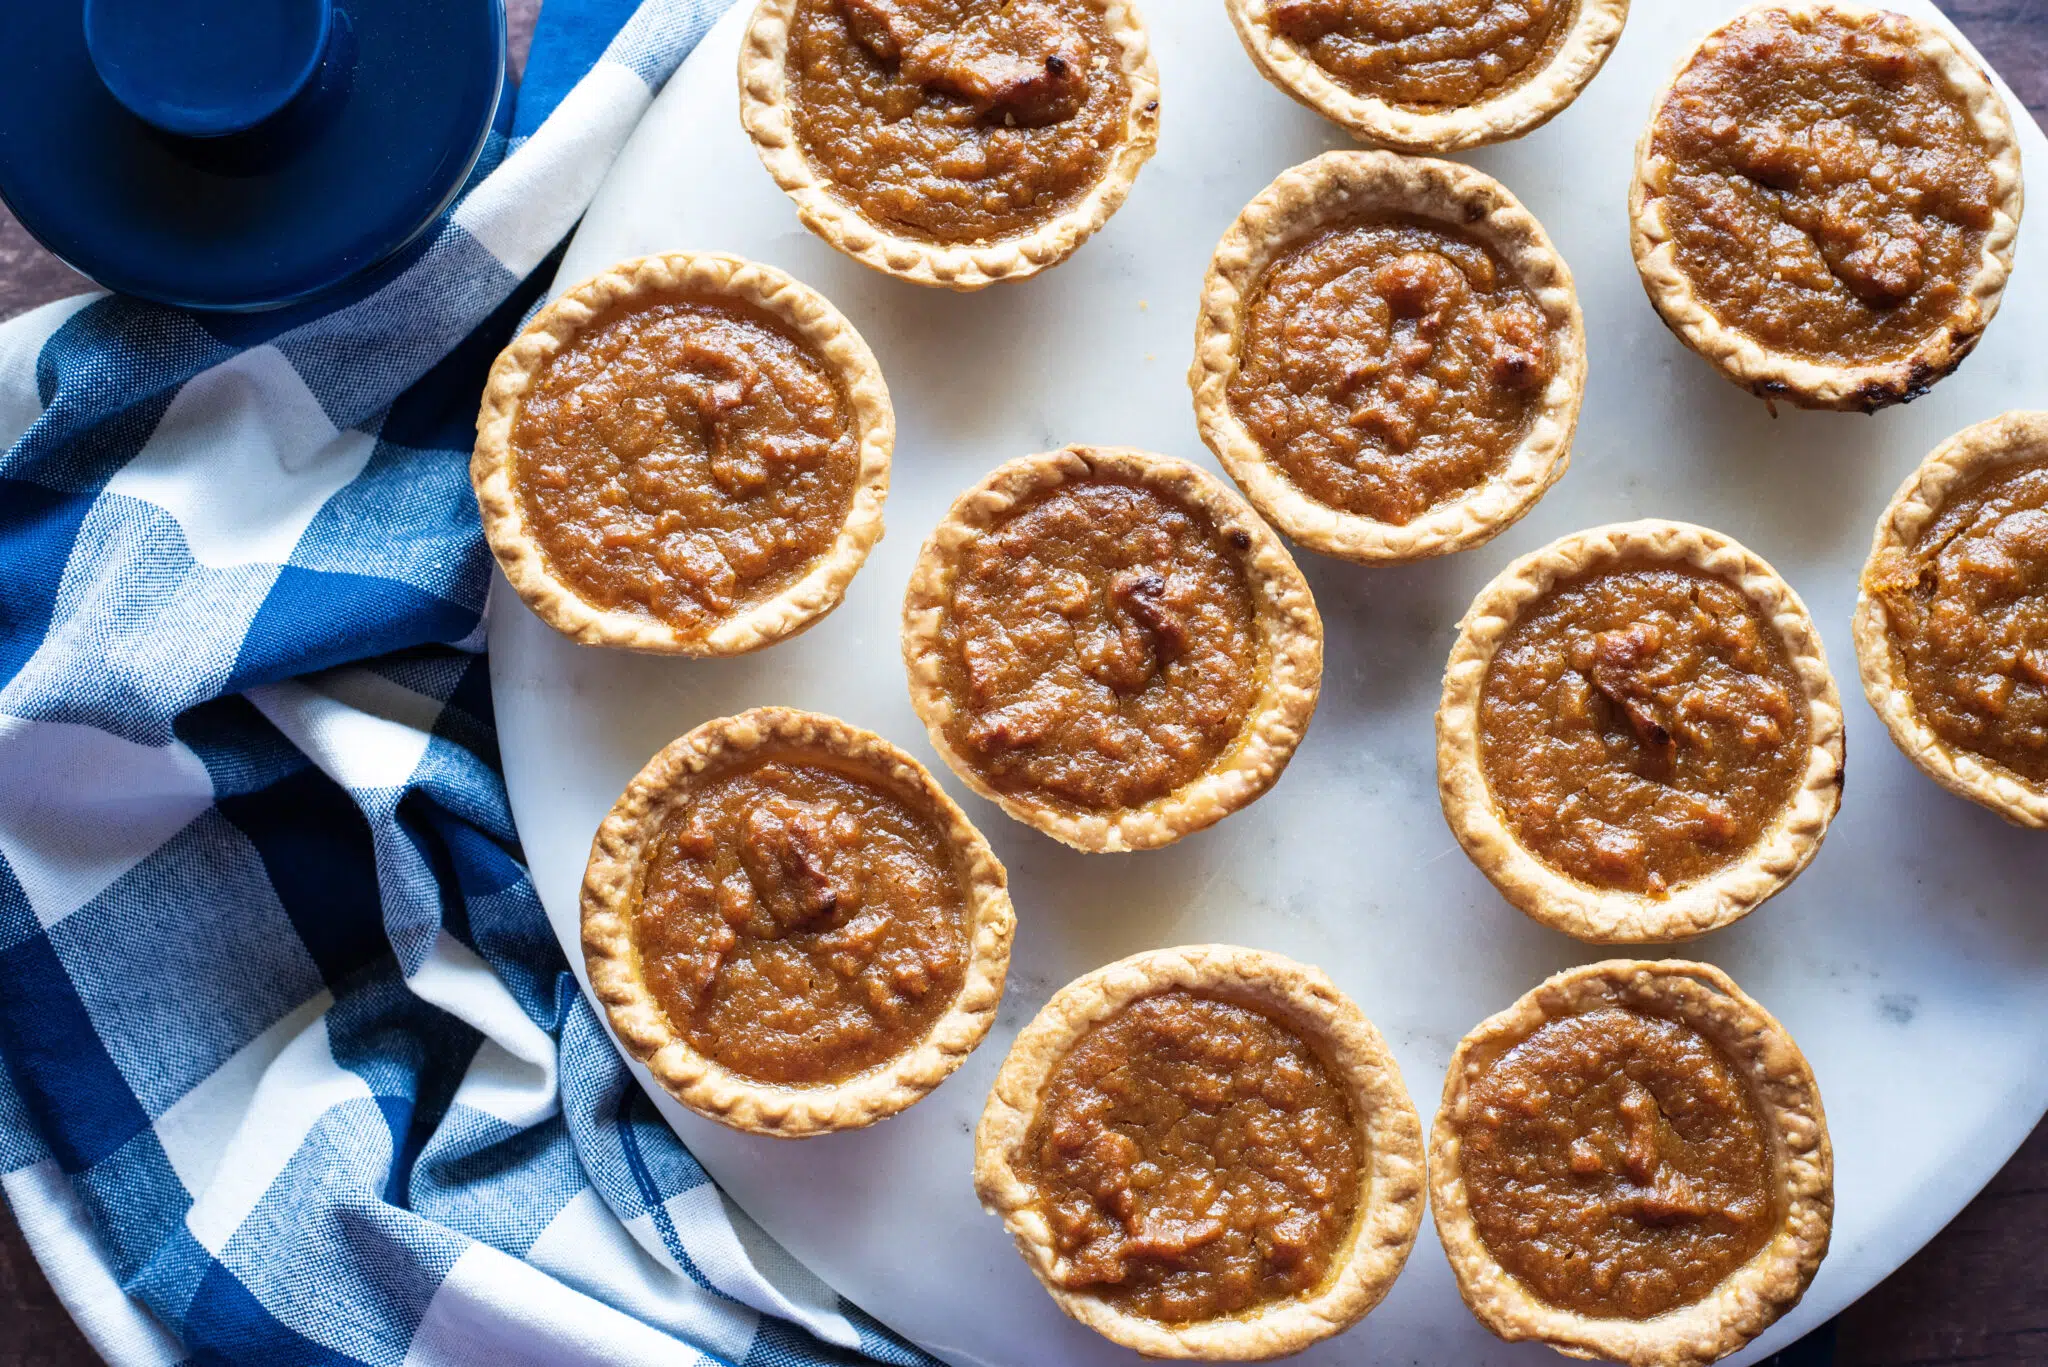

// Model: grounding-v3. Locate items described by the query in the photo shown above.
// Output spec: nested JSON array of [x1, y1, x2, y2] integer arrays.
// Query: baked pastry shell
[[1854, 410, 2048, 828], [580, 706, 1015, 1138], [1226, 0, 1629, 152], [902, 445, 1324, 853], [1628, 0, 2025, 413], [974, 944, 1427, 1361], [473, 251, 893, 655], [738, 0, 1161, 291], [1436, 519, 1846, 943], [1431, 958, 1833, 1367], [1191, 150, 1586, 564]]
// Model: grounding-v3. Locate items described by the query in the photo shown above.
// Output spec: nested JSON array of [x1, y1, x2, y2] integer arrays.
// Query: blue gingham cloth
[[0, 3, 937, 1364]]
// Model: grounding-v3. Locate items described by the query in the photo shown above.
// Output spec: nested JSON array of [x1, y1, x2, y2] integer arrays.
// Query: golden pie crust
[[580, 707, 1013, 1138], [1437, 520, 1845, 943], [1628, 1, 2024, 413], [1432, 959, 1832, 1367], [1191, 151, 1585, 563], [974, 944, 1426, 1361], [902, 445, 1323, 852], [473, 251, 892, 655], [1226, 0, 1629, 152], [1855, 411, 2048, 828], [738, 0, 1161, 291]]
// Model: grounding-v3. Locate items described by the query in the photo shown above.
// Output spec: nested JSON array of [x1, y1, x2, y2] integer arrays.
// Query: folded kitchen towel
[[0, 2, 937, 1364]]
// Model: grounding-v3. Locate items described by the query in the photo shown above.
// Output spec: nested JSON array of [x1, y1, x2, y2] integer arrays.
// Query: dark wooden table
[[3, 2, 2045, 1363]]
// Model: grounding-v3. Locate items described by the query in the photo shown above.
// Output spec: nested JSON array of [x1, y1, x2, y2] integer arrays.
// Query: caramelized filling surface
[[1020, 991, 1361, 1322]]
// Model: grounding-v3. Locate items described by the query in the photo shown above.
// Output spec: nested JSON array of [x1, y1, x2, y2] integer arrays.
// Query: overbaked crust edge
[[1626, 0, 2025, 413]]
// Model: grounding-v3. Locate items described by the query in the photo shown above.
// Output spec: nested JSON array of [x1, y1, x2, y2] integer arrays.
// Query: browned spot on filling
[[1868, 458, 2048, 783], [1270, 0, 1575, 108], [1460, 1007, 1777, 1319], [1229, 216, 1554, 526], [1647, 6, 1998, 365], [512, 295, 857, 632], [634, 755, 969, 1085], [934, 477, 1262, 814], [788, 0, 1131, 245], [1019, 991, 1361, 1323], [1479, 566, 1808, 895]]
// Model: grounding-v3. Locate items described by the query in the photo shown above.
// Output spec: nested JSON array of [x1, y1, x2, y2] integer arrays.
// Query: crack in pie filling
[[742, 0, 1160, 288], [1226, 0, 1629, 152], [472, 252, 892, 655], [1438, 521, 1845, 943], [581, 708, 1013, 1137], [1433, 961, 1831, 1367], [975, 946, 1425, 1360], [1630, 2, 2023, 411], [903, 447, 1323, 852], [1195, 153, 1583, 564], [1857, 411, 2048, 827]]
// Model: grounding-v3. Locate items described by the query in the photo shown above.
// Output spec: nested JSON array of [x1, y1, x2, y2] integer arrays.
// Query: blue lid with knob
[[0, 0, 506, 312]]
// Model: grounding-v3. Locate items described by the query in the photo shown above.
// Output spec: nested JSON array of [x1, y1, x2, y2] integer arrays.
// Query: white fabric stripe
[[453, 63, 653, 277], [451, 1035, 558, 1131], [528, 1188, 758, 1362], [0, 294, 100, 455], [101, 347, 377, 569], [183, 1013, 372, 1256], [402, 1242, 721, 1367], [152, 990, 333, 1198], [3, 1160, 187, 1367], [247, 669, 445, 793], [407, 931, 559, 1101], [0, 715, 214, 930]]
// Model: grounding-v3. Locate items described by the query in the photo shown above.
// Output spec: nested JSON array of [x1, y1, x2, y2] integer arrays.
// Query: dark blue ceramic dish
[[0, 0, 505, 311]]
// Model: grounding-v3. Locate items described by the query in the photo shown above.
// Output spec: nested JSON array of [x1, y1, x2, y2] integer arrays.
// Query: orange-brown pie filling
[[511, 295, 858, 632], [1867, 459, 2048, 783], [787, 0, 1133, 245], [933, 477, 1262, 814], [1269, 0, 1574, 107], [1646, 6, 1999, 365], [1480, 566, 1808, 895], [1458, 1005, 1777, 1320], [1018, 990, 1362, 1323], [1229, 216, 1555, 525], [633, 753, 969, 1086]]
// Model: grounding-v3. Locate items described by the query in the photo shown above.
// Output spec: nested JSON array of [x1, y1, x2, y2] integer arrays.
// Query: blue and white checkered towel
[[0, 3, 938, 1363]]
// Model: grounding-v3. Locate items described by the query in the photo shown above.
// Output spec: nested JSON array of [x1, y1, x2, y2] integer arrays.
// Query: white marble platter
[[490, 2, 2048, 1362]]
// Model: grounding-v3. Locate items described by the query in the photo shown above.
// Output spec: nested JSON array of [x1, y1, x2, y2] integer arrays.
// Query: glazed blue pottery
[[0, 0, 506, 310]]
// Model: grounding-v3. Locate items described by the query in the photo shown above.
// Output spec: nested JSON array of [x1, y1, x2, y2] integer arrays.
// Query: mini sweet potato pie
[[1432, 960, 1832, 1367], [974, 945, 1426, 1360], [1192, 151, 1584, 564], [1856, 411, 2048, 828], [580, 708, 1014, 1137], [1630, 2, 2023, 412], [902, 446, 1323, 852], [739, 0, 1160, 289], [473, 252, 892, 655], [1225, 0, 1630, 152], [1437, 521, 1845, 943]]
